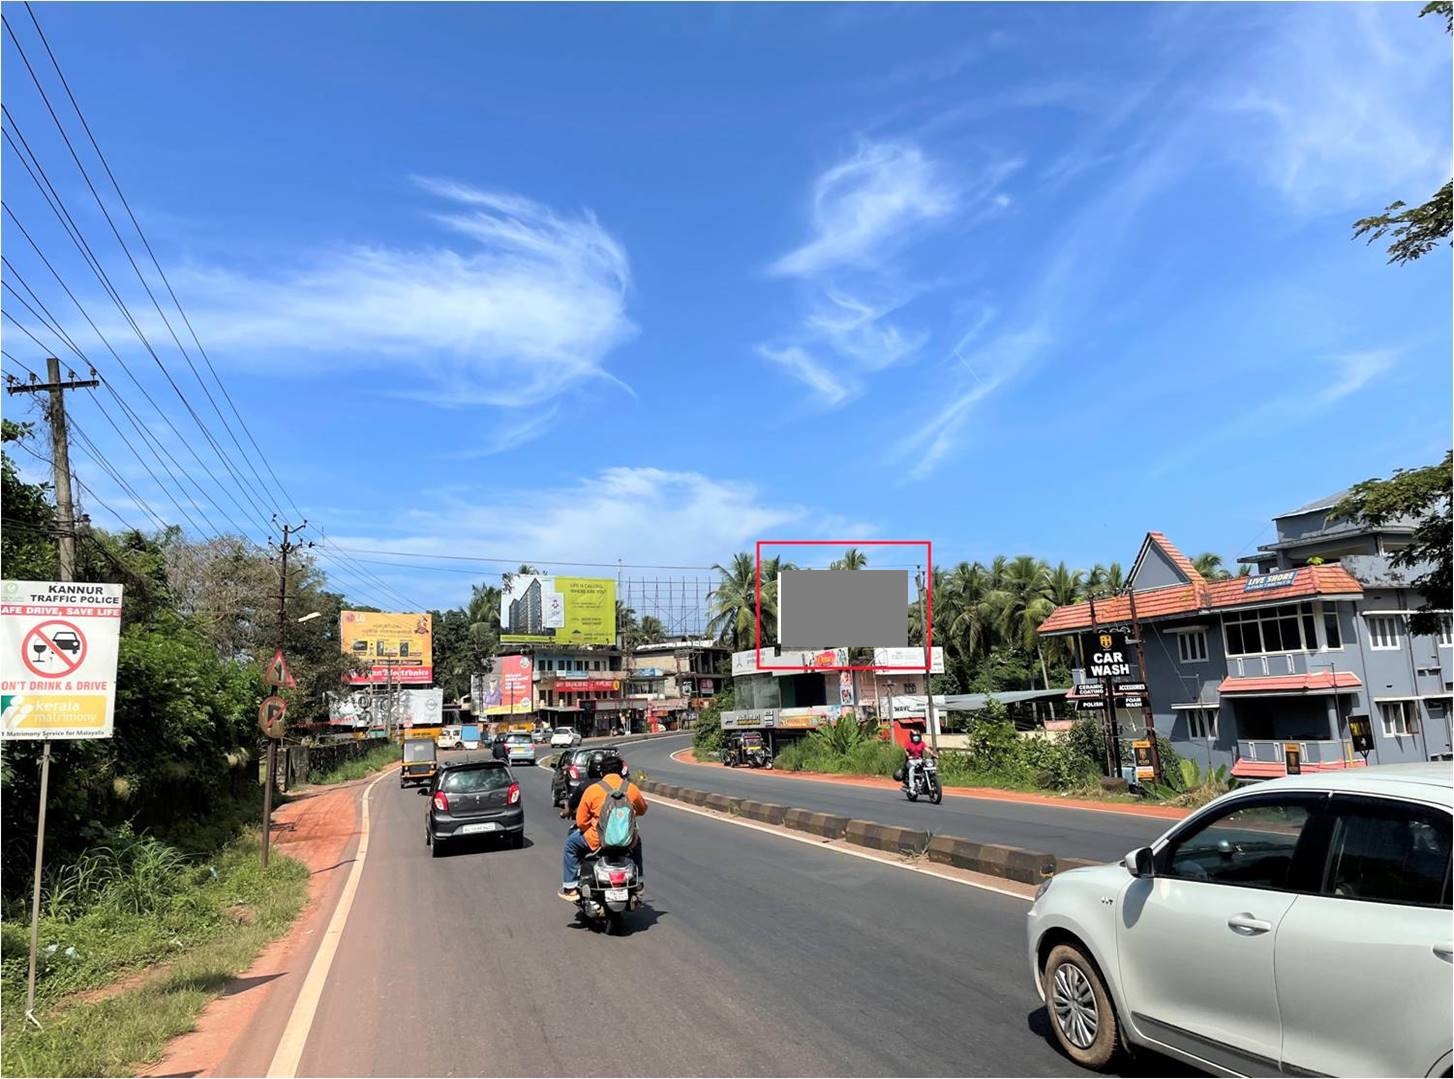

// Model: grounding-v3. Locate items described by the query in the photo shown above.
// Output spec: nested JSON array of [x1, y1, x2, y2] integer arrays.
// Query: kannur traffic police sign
[[1, 580, 123, 740]]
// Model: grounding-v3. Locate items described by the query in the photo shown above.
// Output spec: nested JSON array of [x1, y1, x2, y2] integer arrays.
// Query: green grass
[[309, 742, 400, 786], [1, 832, 308, 1077]]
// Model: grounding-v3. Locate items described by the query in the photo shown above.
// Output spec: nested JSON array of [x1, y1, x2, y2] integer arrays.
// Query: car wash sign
[[1, 580, 123, 740], [1084, 629, 1134, 680]]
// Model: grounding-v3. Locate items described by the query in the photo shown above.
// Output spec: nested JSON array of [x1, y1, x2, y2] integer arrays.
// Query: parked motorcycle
[[903, 757, 943, 804], [575, 847, 642, 934]]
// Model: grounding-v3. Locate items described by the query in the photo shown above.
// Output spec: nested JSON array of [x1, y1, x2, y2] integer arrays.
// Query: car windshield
[[440, 767, 508, 793], [506, 732, 530, 743]]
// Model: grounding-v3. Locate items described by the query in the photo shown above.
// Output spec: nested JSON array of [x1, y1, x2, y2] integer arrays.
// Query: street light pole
[[916, 567, 939, 753]]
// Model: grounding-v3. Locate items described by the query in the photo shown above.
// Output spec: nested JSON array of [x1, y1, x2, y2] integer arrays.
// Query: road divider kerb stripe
[[647, 790, 1034, 902], [266, 766, 393, 1078]]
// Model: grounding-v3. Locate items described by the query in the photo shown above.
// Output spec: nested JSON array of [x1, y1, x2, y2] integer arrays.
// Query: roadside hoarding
[[481, 654, 534, 715], [340, 611, 433, 684], [1, 580, 123, 740], [500, 575, 616, 646], [397, 687, 443, 728], [554, 679, 620, 693]]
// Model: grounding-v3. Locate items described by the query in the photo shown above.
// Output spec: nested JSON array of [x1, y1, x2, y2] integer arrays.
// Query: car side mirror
[[1125, 846, 1155, 879]]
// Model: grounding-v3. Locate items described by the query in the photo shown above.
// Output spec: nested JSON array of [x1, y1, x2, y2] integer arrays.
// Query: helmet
[[909, 730, 922, 743], [585, 749, 624, 780]]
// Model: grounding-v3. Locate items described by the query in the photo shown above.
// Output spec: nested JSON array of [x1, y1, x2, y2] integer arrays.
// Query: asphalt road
[[286, 755, 1185, 1077], [622, 735, 1171, 865]]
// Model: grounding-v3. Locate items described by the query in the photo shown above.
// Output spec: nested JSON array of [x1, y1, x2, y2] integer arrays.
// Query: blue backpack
[[597, 776, 638, 850]]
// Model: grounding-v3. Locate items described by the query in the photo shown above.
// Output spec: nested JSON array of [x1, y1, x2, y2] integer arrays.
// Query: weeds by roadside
[[308, 742, 399, 786], [0, 831, 307, 1077]]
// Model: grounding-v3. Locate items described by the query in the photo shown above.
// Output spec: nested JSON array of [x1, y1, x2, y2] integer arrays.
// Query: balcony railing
[[1237, 739, 1348, 765]]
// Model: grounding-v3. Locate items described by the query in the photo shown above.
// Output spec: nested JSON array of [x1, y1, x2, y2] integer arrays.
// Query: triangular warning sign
[[265, 649, 297, 689]]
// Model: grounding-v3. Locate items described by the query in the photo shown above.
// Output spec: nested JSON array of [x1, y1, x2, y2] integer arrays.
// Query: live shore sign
[[0, 580, 123, 740]]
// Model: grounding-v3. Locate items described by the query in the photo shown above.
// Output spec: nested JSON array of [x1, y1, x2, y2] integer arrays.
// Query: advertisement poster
[[482, 654, 534, 715], [340, 611, 433, 685], [1, 580, 124, 740], [500, 575, 616, 646]]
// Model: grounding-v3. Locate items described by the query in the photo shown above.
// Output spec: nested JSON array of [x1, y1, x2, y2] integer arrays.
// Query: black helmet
[[585, 749, 623, 780]]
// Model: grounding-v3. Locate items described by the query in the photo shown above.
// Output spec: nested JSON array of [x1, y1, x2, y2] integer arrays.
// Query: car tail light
[[432, 790, 449, 813], [507, 782, 521, 805], [568, 764, 580, 781]]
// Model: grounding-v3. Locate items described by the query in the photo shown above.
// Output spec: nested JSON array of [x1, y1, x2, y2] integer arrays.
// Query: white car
[[1027, 764, 1451, 1078], [549, 727, 582, 748], [503, 731, 536, 764]]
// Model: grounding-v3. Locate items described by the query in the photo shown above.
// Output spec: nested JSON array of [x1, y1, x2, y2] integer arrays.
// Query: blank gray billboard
[[777, 570, 908, 649]]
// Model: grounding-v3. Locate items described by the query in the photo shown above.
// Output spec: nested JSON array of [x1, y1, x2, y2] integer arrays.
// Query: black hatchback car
[[426, 760, 523, 856]]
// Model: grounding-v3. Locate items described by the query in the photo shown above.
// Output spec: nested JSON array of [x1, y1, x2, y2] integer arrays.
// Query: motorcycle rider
[[902, 729, 936, 793], [558, 749, 647, 902]]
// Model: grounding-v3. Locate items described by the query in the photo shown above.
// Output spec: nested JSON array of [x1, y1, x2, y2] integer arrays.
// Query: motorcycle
[[575, 847, 642, 935], [903, 756, 943, 804]]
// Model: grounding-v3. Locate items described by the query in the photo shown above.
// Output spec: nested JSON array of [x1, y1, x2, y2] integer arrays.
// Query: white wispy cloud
[[445, 405, 560, 459], [768, 141, 957, 278], [1223, 4, 1450, 213], [802, 288, 927, 372], [128, 177, 636, 410], [1317, 348, 1398, 404], [757, 344, 854, 406], [323, 466, 875, 606]]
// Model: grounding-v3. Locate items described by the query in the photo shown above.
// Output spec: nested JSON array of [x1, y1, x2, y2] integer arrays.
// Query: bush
[[692, 689, 730, 759]]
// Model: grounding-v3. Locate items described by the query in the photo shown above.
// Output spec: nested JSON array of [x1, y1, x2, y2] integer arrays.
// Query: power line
[[21, 0, 303, 522]]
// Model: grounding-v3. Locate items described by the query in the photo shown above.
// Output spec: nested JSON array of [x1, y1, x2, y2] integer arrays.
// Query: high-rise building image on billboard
[[509, 577, 546, 636], [500, 575, 616, 645]]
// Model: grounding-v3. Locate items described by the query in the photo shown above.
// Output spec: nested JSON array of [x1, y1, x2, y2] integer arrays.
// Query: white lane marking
[[650, 795, 1033, 903], [266, 767, 393, 1078]]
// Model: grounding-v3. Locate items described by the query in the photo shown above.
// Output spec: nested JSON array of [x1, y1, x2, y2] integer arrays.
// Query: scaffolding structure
[[619, 575, 712, 638]]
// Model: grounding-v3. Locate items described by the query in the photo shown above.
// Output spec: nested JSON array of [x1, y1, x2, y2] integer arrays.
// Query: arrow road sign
[[265, 649, 297, 689]]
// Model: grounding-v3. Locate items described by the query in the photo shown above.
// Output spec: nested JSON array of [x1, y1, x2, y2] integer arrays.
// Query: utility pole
[[262, 518, 310, 868], [7, 358, 100, 1028], [915, 567, 939, 752], [1126, 587, 1162, 784]]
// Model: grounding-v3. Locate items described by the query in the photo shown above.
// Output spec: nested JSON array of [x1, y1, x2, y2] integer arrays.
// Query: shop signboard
[[872, 647, 945, 674], [1082, 629, 1134, 680]]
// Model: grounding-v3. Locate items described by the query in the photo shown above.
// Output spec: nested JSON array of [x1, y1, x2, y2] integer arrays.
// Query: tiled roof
[[1218, 671, 1362, 696], [1145, 531, 1205, 585], [1037, 554, 1363, 636]]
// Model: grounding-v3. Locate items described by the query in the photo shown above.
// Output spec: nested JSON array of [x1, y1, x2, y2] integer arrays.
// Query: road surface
[[257, 755, 1188, 1077], [623, 735, 1170, 865]]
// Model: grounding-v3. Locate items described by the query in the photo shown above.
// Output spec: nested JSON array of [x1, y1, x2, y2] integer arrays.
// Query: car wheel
[[431, 835, 445, 858], [1043, 943, 1120, 1069], [509, 832, 525, 850]]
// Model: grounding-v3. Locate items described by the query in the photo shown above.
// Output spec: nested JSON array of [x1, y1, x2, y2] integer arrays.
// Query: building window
[[1379, 699, 1418, 737], [1187, 708, 1218, 739], [1367, 615, 1402, 651], [1223, 602, 1320, 657], [1176, 630, 1208, 664], [1322, 607, 1342, 650], [1438, 616, 1452, 648]]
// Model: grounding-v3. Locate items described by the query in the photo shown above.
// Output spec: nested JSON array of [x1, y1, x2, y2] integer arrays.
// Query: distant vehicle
[[722, 731, 772, 769], [491, 734, 508, 761], [551, 746, 630, 808], [437, 724, 482, 751], [504, 730, 537, 765], [400, 738, 437, 789], [426, 760, 523, 855], [550, 727, 582, 748], [531, 727, 548, 743], [1027, 764, 1452, 1077]]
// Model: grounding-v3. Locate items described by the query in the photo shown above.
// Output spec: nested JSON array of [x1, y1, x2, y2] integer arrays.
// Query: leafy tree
[[1351, 3, 1451, 264], [1333, 450, 1452, 634], [707, 554, 797, 649], [2, 419, 57, 580]]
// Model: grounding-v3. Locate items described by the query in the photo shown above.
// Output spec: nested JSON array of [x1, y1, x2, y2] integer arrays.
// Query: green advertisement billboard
[[500, 575, 617, 646]]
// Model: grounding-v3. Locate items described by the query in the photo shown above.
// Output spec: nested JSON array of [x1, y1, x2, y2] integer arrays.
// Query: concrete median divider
[[737, 800, 790, 825], [702, 792, 742, 814], [676, 788, 710, 806], [1053, 856, 1103, 874], [845, 819, 930, 857], [783, 808, 850, 840], [925, 835, 1056, 884]]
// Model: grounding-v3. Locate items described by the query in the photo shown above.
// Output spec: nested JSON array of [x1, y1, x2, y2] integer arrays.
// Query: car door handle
[[1227, 913, 1273, 936], [1434, 945, 1453, 963]]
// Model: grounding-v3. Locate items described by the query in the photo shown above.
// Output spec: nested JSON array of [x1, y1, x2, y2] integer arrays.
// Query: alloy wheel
[[1051, 962, 1099, 1049]]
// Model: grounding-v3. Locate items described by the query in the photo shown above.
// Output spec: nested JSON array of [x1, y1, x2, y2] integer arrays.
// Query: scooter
[[903, 757, 943, 804], [576, 847, 643, 935]]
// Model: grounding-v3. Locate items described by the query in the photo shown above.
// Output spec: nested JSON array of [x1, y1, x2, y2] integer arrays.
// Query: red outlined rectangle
[[754, 539, 932, 672]]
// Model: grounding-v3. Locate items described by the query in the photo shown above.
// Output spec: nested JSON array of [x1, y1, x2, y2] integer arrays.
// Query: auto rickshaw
[[400, 736, 438, 789], [722, 730, 772, 769]]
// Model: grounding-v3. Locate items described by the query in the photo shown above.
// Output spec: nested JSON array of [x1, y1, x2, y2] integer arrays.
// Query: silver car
[[504, 730, 537, 765]]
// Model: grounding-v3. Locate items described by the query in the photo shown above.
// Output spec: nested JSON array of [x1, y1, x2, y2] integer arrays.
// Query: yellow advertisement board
[[340, 611, 433, 685], [500, 576, 616, 646]]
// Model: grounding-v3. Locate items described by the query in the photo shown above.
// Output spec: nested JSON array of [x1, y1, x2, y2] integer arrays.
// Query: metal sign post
[[24, 740, 51, 1028]]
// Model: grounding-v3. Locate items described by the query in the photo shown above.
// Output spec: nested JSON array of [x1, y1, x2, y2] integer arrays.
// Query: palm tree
[[1192, 552, 1232, 580], [998, 556, 1054, 651], [941, 561, 996, 661], [707, 553, 756, 652], [1046, 562, 1083, 607], [1085, 561, 1125, 598], [638, 615, 666, 645], [466, 581, 501, 662], [760, 555, 798, 646], [617, 601, 641, 650], [829, 547, 868, 570]]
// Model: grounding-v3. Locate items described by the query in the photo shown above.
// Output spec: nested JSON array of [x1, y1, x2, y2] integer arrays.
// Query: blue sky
[[2, 2, 1449, 611]]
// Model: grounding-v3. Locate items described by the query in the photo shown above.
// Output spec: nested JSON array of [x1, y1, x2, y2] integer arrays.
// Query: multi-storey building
[[1037, 492, 1451, 780]]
